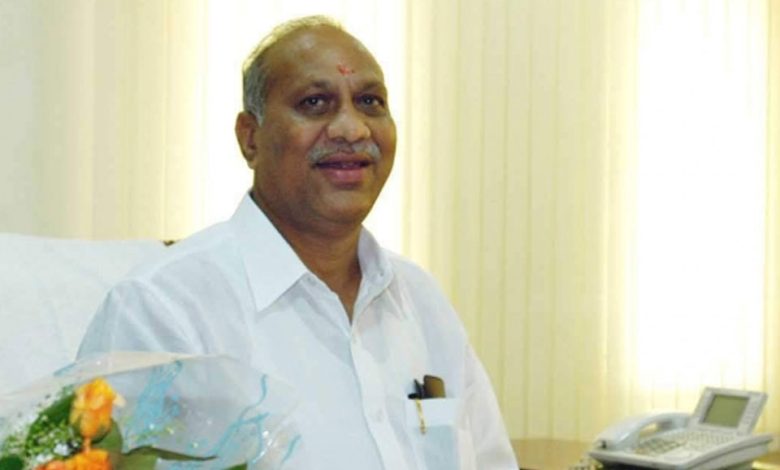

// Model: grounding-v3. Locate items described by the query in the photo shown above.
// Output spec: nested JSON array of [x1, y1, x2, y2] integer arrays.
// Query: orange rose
[[65, 449, 111, 470], [69, 378, 118, 441], [35, 460, 68, 470]]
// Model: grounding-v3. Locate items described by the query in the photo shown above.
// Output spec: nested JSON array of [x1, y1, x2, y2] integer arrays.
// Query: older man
[[79, 16, 517, 469]]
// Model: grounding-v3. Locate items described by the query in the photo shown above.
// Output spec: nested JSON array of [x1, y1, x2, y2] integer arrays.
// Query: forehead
[[264, 26, 385, 89]]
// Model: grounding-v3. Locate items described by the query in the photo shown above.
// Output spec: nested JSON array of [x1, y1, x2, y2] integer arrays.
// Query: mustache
[[307, 140, 382, 164]]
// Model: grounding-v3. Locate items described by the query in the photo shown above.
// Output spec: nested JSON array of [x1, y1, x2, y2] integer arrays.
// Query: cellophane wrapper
[[0, 352, 302, 469]]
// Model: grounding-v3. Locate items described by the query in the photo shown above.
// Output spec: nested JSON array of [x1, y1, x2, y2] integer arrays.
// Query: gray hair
[[242, 15, 344, 122]]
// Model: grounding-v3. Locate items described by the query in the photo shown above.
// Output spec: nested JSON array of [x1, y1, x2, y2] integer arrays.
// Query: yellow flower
[[65, 449, 112, 470], [69, 378, 118, 441]]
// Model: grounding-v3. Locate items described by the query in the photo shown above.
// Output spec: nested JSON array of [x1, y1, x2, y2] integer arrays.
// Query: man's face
[[239, 26, 396, 235]]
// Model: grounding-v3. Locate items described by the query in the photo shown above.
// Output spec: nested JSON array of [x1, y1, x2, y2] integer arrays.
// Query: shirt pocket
[[405, 398, 476, 470]]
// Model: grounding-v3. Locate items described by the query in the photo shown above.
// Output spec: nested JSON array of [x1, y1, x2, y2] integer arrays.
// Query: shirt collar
[[229, 193, 308, 312], [228, 192, 396, 314], [355, 226, 398, 319], [357, 229, 393, 293]]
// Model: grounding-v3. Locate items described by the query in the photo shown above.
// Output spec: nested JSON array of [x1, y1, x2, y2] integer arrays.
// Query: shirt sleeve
[[77, 280, 202, 360], [464, 344, 518, 468]]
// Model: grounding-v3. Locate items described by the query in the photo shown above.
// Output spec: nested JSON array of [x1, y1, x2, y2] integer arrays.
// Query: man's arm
[[464, 344, 519, 468]]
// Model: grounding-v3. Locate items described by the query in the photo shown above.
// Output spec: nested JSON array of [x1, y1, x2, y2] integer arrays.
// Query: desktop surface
[[511, 438, 780, 470]]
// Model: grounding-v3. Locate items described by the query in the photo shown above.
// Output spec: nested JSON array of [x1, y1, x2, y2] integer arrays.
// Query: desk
[[511, 439, 780, 470], [513, 438, 589, 469]]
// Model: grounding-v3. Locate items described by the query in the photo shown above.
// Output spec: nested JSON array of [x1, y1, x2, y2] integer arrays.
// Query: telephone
[[589, 387, 773, 470]]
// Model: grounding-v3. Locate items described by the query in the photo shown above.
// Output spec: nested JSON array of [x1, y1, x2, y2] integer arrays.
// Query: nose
[[326, 104, 371, 143]]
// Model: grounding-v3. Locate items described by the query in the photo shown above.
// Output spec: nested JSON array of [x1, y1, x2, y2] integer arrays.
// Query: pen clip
[[414, 398, 427, 434]]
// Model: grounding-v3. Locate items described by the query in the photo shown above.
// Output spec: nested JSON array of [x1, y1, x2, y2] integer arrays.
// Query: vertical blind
[[404, 0, 779, 440], [405, 0, 643, 438], [766, 0, 780, 435]]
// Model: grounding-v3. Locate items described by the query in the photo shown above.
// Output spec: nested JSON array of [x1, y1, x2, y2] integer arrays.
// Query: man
[[79, 16, 517, 469]]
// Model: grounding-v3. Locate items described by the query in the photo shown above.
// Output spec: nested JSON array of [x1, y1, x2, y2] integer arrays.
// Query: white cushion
[[0, 234, 167, 394]]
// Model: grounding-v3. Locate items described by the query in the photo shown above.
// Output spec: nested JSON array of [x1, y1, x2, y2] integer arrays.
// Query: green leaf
[[93, 420, 215, 467], [123, 446, 215, 462], [222, 464, 248, 470], [35, 391, 75, 427], [93, 420, 123, 452], [0, 456, 24, 470], [112, 451, 158, 470]]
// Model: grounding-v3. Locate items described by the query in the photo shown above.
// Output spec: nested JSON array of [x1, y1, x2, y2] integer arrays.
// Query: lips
[[313, 155, 373, 185], [315, 160, 371, 169]]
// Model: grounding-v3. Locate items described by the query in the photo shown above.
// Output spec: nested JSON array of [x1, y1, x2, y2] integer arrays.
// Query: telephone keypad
[[634, 429, 735, 456], [634, 437, 682, 455]]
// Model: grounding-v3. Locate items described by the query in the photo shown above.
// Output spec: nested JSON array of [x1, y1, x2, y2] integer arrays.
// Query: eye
[[357, 94, 387, 114], [297, 95, 330, 114]]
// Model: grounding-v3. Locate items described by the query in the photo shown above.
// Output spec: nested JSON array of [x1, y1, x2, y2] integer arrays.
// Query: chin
[[330, 209, 372, 226], [325, 203, 375, 226], [321, 194, 378, 223]]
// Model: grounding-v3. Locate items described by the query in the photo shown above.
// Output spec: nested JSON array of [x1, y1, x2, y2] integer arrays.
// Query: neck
[[288, 227, 364, 321], [252, 194, 363, 320]]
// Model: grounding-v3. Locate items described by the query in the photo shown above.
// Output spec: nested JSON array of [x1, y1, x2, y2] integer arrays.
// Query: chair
[[0, 234, 167, 394]]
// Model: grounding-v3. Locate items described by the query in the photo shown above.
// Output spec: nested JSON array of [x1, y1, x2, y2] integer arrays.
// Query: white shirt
[[78, 194, 517, 470]]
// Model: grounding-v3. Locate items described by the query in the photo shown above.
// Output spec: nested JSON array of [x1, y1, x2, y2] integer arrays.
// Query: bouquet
[[0, 352, 301, 470]]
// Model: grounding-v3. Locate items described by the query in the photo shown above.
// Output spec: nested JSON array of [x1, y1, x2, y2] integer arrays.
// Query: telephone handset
[[589, 387, 773, 470], [594, 411, 690, 451]]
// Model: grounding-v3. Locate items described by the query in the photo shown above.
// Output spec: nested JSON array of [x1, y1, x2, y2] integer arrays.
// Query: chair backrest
[[0, 234, 167, 394]]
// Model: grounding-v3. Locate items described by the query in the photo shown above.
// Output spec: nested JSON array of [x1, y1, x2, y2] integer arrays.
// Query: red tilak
[[337, 63, 355, 75]]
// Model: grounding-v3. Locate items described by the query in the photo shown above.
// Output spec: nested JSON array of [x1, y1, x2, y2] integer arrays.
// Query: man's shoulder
[[79, 221, 247, 357], [380, 249, 469, 354], [381, 249, 455, 309], [125, 221, 237, 284], [383, 249, 439, 286]]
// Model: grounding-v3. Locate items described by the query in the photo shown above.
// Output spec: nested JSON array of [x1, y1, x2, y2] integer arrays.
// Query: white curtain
[[404, 0, 778, 441], [0, 0, 406, 245], [1, 0, 778, 443], [634, 0, 768, 412], [0, 1, 210, 239], [403, 0, 640, 439], [766, 0, 780, 436]]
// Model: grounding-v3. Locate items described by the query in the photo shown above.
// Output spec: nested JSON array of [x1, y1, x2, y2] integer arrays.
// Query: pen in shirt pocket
[[408, 375, 446, 434], [407, 375, 446, 399]]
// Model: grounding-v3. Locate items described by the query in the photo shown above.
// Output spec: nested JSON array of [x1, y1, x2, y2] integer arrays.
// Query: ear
[[235, 111, 261, 169]]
